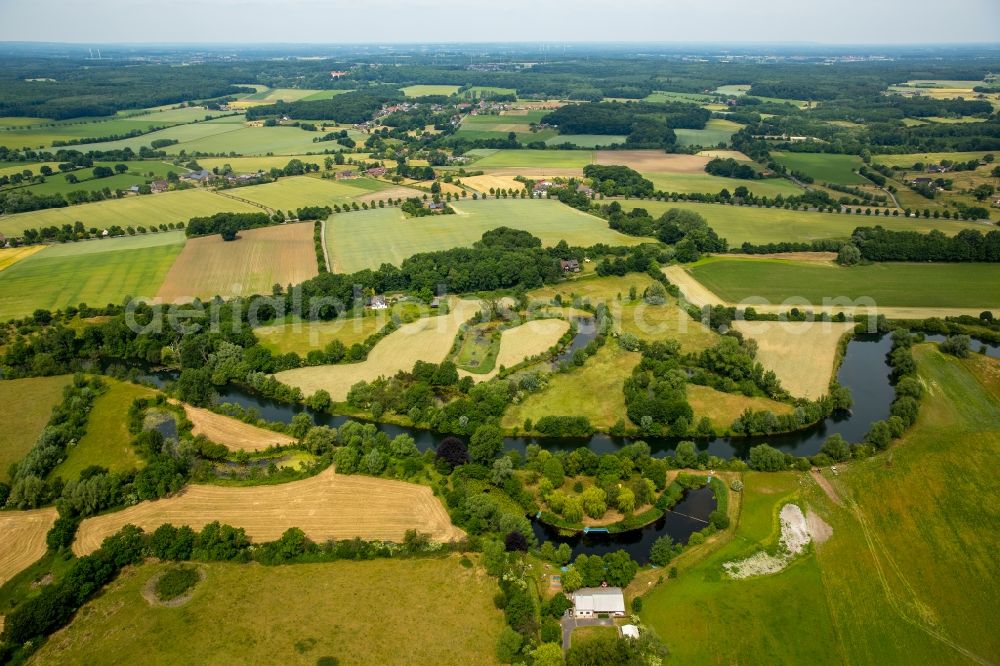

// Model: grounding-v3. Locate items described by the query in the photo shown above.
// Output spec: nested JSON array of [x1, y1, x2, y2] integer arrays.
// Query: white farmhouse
[[571, 587, 626, 618]]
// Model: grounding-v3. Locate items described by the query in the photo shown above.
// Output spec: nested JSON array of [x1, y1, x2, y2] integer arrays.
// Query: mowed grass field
[[0, 188, 259, 238], [644, 172, 804, 197], [32, 557, 503, 666], [277, 300, 481, 401], [155, 223, 318, 301], [630, 200, 987, 245], [0, 232, 185, 320], [50, 379, 156, 481], [0, 375, 72, 482], [324, 199, 643, 273], [73, 466, 464, 555], [688, 257, 1000, 308], [673, 118, 744, 147], [401, 84, 461, 97], [232, 175, 395, 210], [772, 151, 869, 185]]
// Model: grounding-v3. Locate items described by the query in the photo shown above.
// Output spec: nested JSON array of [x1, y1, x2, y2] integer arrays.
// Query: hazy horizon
[[1, 0, 998, 46]]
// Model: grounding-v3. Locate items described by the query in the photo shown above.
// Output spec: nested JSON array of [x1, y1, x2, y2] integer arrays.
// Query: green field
[[643, 91, 718, 104], [0, 111, 226, 150], [299, 89, 353, 101], [645, 172, 804, 197], [0, 189, 259, 237], [873, 151, 996, 169], [49, 379, 156, 481], [688, 257, 1000, 308], [546, 134, 628, 147], [196, 155, 355, 173], [630, 200, 987, 245], [175, 126, 366, 156], [641, 472, 840, 665], [324, 199, 642, 273], [232, 175, 397, 210], [0, 232, 185, 320], [674, 119, 744, 147], [8, 162, 180, 197], [0, 375, 72, 482], [642, 346, 1000, 663], [460, 86, 517, 99], [401, 84, 461, 97], [464, 149, 593, 169], [32, 556, 504, 665], [771, 151, 869, 185]]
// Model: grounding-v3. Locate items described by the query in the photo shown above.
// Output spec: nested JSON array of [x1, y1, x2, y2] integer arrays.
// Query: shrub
[[155, 565, 199, 601]]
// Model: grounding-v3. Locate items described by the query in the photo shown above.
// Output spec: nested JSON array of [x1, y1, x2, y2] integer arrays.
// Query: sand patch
[[724, 504, 811, 579], [807, 510, 833, 544]]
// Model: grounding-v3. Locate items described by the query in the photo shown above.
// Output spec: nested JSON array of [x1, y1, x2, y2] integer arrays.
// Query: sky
[[0, 0, 998, 45]]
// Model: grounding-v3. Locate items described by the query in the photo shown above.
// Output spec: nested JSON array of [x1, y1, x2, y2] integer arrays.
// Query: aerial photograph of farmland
[[0, 0, 999, 664]]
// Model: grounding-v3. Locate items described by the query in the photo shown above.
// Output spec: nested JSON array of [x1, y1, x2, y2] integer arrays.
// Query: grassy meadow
[[324, 199, 643, 273], [401, 84, 462, 97], [673, 118, 744, 147], [644, 172, 804, 197], [688, 257, 1000, 308], [0, 188, 259, 238], [50, 379, 156, 481], [545, 134, 627, 147], [32, 557, 503, 666], [0, 375, 72, 482], [0, 232, 185, 320], [254, 304, 425, 355], [771, 151, 869, 185], [232, 175, 395, 210], [629, 200, 988, 245]]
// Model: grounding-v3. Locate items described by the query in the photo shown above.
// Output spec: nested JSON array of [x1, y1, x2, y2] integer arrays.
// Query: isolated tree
[[837, 244, 862, 266], [505, 530, 529, 552], [436, 436, 469, 468]]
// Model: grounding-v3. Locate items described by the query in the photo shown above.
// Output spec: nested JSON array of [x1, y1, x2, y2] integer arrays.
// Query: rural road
[[662, 265, 991, 320]]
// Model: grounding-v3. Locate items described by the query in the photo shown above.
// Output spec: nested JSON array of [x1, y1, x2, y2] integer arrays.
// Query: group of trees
[[582, 164, 654, 197], [185, 211, 272, 240], [705, 157, 761, 180], [541, 100, 709, 147], [245, 86, 405, 124], [849, 226, 1000, 262]]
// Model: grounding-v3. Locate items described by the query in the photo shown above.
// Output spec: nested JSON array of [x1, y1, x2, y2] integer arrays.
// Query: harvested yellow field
[[0, 508, 57, 585], [182, 404, 297, 452], [459, 174, 531, 193], [687, 384, 794, 429], [276, 299, 481, 400], [594, 150, 710, 173], [73, 467, 463, 556], [0, 245, 45, 272], [461, 318, 570, 382], [354, 185, 422, 204], [155, 222, 318, 302], [732, 320, 855, 399]]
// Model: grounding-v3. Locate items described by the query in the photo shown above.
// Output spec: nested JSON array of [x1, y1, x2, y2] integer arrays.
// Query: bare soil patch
[[723, 504, 811, 579], [181, 403, 296, 452], [595, 150, 710, 173], [810, 469, 844, 506], [0, 508, 58, 585], [156, 222, 317, 302], [74, 467, 463, 556], [806, 510, 833, 544], [354, 185, 422, 204]]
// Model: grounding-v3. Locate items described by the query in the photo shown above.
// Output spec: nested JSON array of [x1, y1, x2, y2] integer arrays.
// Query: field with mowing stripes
[[181, 404, 297, 452], [32, 557, 502, 666], [324, 199, 642, 273], [0, 509, 58, 586], [0, 246, 44, 272], [688, 257, 1000, 309], [156, 223, 317, 301], [628, 200, 987, 245], [0, 232, 185, 320], [73, 466, 465, 555], [0, 188, 259, 238]]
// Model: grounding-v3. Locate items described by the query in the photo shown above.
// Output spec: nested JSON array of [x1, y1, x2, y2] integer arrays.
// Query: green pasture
[[401, 85, 461, 97], [175, 126, 367, 156], [299, 89, 353, 101], [66, 121, 239, 152], [714, 84, 751, 96], [674, 119, 743, 147], [0, 189, 259, 237], [546, 134, 628, 147], [233, 175, 398, 210], [464, 149, 593, 169], [631, 200, 987, 245], [771, 151, 869, 185], [0, 375, 73, 482], [688, 257, 1000, 308], [0, 111, 225, 150], [459, 86, 517, 98], [324, 199, 642, 273], [873, 151, 996, 169], [645, 173, 804, 197], [643, 91, 718, 104], [0, 232, 184, 320]]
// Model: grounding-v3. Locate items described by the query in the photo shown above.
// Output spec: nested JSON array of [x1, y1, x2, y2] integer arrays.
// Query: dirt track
[[73, 467, 464, 555], [0, 508, 57, 585]]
